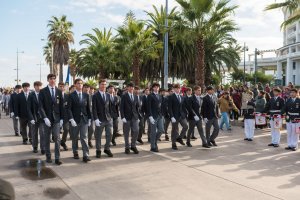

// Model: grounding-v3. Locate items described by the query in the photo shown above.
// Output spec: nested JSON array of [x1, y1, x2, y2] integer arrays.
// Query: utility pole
[[16, 48, 24, 85], [243, 43, 248, 84], [163, 0, 169, 89]]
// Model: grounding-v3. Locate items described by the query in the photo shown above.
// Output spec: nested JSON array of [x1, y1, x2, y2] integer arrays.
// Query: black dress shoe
[[61, 143, 68, 151], [115, 133, 122, 137], [130, 147, 139, 154], [41, 150, 46, 155], [88, 141, 93, 148], [202, 144, 211, 148], [22, 139, 28, 145], [165, 135, 169, 141], [291, 147, 297, 151], [29, 139, 32, 144], [15, 133, 19, 136], [137, 139, 144, 145], [33, 147, 38, 153], [125, 148, 130, 154], [186, 142, 192, 147], [83, 157, 91, 163], [55, 159, 62, 165], [273, 144, 279, 148], [248, 138, 253, 141], [268, 143, 274, 146], [208, 142, 213, 147], [176, 138, 185, 145], [104, 149, 113, 157], [285, 147, 291, 150], [191, 136, 197, 140], [158, 138, 162, 141], [211, 141, 218, 146], [172, 144, 178, 150], [96, 150, 101, 158], [111, 139, 116, 146], [73, 153, 79, 159], [183, 135, 187, 139], [244, 138, 249, 141], [46, 157, 52, 163], [150, 148, 159, 152]]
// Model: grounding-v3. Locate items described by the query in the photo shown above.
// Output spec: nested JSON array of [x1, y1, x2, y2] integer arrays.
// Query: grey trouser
[[205, 117, 219, 143], [188, 120, 195, 138], [164, 117, 171, 135], [187, 120, 207, 145], [44, 123, 60, 159], [12, 116, 19, 134], [112, 117, 119, 139], [20, 118, 31, 140], [171, 118, 188, 144], [123, 119, 139, 149], [138, 117, 151, 140], [30, 122, 45, 150], [149, 116, 164, 149], [61, 121, 69, 143], [70, 119, 89, 157], [95, 120, 112, 151], [88, 120, 94, 141]]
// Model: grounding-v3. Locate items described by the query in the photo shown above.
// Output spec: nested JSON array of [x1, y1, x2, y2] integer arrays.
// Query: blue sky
[[0, 0, 283, 87]]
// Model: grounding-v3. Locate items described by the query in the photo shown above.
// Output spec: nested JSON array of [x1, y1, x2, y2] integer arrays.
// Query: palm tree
[[176, 0, 238, 87], [43, 41, 54, 74], [115, 11, 163, 86], [78, 28, 115, 79], [265, 0, 300, 28], [47, 15, 74, 82], [68, 49, 79, 82]]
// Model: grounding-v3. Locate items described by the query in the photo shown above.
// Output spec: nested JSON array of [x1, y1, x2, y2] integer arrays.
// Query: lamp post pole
[[163, 0, 169, 89], [16, 48, 24, 85], [243, 43, 248, 84]]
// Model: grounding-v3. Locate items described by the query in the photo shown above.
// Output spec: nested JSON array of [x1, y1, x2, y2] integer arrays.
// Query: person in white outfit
[[244, 92, 256, 141]]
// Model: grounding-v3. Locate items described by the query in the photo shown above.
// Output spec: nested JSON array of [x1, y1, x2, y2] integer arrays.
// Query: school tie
[[25, 93, 28, 100], [79, 92, 82, 103], [102, 93, 106, 102], [51, 88, 55, 103], [177, 94, 181, 103]]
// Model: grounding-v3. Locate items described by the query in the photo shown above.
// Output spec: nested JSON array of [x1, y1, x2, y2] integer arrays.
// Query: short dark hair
[[206, 86, 214, 91], [83, 83, 90, 88], [47, 74, 56, 80], [127, 82, 134, 88], [151, 82, 160, 89], [107, 85, 115, 89], [99, 79, 107, 84], [15, 85, 22, 89], [290, 88, 298, 93], [194, 86, 201, 91], [58, 82, 65, 86], [74, 78, 83, 85], [259, 91, 265, 95], [186, 87, 192, 92], [69, 85, 75, 90], [134, 86, 140, 90], [173, 84, 180, 89], [22, 82, 30, 88], [273, 88, 282, 93], [33, 81, 42, 87]]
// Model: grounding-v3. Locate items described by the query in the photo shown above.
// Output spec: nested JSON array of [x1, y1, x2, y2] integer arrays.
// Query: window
[[293, 62, 296, 70], [293, 75, 296, 84]]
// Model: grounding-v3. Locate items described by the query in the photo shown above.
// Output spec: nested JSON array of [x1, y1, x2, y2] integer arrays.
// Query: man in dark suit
[[67, 78, 92, 163], [201, 86, 220, 147], [186, 86, 209, 148], [15, 82, 31, 145], [83, 85, 95, 148], [147, 83, 164, 152], [160, 88, 169, 141], [168, 84, 188, 150], [137, 88, 150, 144], [108, 85, 120, 146], [9, 85, 22, 136], [39, 74, 64, 165], [120, 82, 141, 154], [93, 79, 114, 158], [58, 82, 69, 151], [28, 81, 45, 154]]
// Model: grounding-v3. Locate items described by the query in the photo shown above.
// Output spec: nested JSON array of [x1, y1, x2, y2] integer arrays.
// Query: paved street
[[1, 114, 300, 200]]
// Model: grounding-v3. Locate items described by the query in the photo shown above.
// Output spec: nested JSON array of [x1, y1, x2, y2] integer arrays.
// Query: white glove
[[88, 119, 91, 127], [204, 118, 208, 124], [194, 116, 200, 121], [44, 118, 51, 127], [149, 116, 155, 124], [10, 112, 14, 117], [59, 120, 63, 128], [15, 116, 19, 120], [95, 119, 101, 127], [171, 117, 176, 123], [30, 120, 35, 125], [70, 119, 77, 127], [122, 118, 127, 123]]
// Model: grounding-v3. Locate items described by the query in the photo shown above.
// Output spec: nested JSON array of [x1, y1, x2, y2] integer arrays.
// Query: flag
[[65, 65, 70, 84]]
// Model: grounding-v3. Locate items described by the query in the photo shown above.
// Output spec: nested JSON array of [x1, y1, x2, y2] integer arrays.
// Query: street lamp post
[[243, 43, 248, 84], [37, 62, 44, 81], [254, 48, 260, 84], [16, 48, 24, 85], [163, 0, 169, 90]]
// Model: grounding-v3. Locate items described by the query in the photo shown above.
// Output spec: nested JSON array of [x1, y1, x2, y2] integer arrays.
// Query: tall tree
[[265, 0, 300, 28], [176, 0, 238, 88], [43, 41, 54, 74], [47, 15, 74, 82], [68, 49, 79, 82], [115, 12, 162, 86]]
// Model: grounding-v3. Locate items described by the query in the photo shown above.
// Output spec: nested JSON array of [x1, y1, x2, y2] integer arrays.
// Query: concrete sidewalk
[[0, 114, 300, 200]]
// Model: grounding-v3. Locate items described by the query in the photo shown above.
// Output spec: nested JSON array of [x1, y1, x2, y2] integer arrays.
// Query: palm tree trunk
[[195, 36, 205, 88], [205, 65, 212, 86], [59, 63, 63, 83], [133, 54, 140, 86], [98, 66, 105, 80]]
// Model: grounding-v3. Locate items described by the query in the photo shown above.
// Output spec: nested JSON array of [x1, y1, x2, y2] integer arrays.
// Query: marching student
[[39, 74, 64, 165], [67, 78, 92, 163], [92, 79, 114, 158], [138, 88, 150, 144], [265, 88, 285, 147], [9, 85, 22, 136], [15, 82, 31, 145], [168, 84, 188, 150], [147, 83, 164, 152], [243, 92, 256, 141], [120, 82, 141, 154], [160, 88, 170, 141], [284, 88, 300, 151], [58, 82, 69, 151], [107, 85, 120, 146], [27, 81, 45, 153]]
